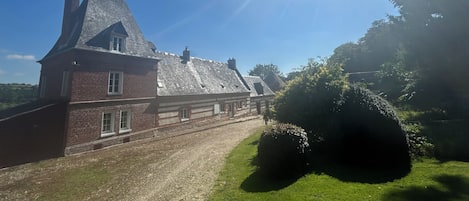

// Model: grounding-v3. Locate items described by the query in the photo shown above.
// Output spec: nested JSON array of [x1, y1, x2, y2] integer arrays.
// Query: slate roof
[[155, 51, 250, 96], [264, 71, 286, 92], [243, 76, 275, 97], [42, 0, 156, 60]]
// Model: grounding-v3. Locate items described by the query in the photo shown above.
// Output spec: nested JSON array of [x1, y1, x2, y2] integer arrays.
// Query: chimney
[[182, 47, 190, 63], [60, 0, 80, 45], [228, 58, 237, 70]]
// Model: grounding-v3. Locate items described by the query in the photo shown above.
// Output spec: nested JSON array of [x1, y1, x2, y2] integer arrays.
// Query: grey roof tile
[[243, 76, 275, 97], [156, 51, 250, 96], [43, 0, 156, 60]]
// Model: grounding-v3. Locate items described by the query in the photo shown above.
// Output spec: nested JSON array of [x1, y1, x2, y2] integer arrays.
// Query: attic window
[[111, 35, 125, 52]]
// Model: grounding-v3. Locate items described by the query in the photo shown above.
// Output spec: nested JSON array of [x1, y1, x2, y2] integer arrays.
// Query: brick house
[[0, 0, 274, 167], [38, 0, 161, 154]]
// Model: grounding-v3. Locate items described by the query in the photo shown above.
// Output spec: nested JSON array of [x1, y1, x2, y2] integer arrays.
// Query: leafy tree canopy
[[248, 64, 282, 80], [328, 0, 469, 114]]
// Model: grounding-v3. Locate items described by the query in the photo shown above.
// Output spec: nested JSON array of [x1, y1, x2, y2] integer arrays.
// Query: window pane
[[109, 73, 114, 93], [102, 113, 112, 133], [118, 38, 123, 51], [108, 72, 122, 94], [120, 111, 129, 129], [114, 79, 119, 93], [113, 37, 118, 51], [181, 108, 189, 119]]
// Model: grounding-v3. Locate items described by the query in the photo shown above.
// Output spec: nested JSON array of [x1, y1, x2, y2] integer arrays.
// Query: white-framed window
[[119, 110, 131, 133], [61, 71, 70, 97], [39, 76, 47, 98], [111, 36, 125, 52], [101, 112, 115, 137], [108, 71, 123, 95], [214, 104, 220, 114], [181, 108, 190, 121]]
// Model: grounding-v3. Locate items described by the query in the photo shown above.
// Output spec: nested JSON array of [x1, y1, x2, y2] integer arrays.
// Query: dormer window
[[111, 35, 125, 52]]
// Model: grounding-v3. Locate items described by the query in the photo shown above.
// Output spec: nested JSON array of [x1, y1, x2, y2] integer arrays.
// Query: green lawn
[[209, 130, 469, 201]]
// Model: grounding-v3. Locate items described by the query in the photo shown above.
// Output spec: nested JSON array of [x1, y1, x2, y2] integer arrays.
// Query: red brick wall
[[66, 101, 156, 146], [70, 51, 157, 102], [70, 66, 156, 102], [39, 49, 158, 102]]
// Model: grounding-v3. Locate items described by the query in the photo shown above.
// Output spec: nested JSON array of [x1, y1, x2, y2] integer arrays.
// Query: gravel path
[[0, 118, 263, 201], [123, 118, 263, 201]]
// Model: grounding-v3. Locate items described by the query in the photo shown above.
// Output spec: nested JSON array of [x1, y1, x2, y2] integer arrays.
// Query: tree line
[[328, 0, 469, 115], [0, 83, 38, 110], [250, 0, 469, 117]]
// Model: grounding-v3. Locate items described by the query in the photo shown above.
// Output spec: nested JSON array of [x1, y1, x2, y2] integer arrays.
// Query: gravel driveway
[[0, 118, 264, 201], [123, 118, 263, 201]]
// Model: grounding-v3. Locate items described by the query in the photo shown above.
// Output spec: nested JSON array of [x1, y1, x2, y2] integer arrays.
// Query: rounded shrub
[[335, 85, 411, 170], [257, 123, 310, 177], [274, 65, 348, 133]]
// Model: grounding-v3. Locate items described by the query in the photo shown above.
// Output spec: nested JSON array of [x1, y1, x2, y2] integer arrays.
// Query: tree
[[274, 61, 348, 133], [248, 64, 282, 80], [328, 20, 400, 74], [389, 0, 469, 112], [328, 42, 361, 73]]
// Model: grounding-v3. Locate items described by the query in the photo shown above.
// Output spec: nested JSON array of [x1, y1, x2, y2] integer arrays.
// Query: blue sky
[[0, 0, 397, 84]]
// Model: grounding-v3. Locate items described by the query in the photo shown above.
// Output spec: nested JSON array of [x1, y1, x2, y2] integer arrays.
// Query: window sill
[[181, 118, 190, 122], [107, 93, 123, 96], [119, 129, 132, 134], [101, 132, 116, 138]]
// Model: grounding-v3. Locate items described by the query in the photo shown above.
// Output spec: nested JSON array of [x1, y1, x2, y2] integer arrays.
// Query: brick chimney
[[182, 47, 190, 63], [60, 0, 80, 45], [228, 58, 237, 70]]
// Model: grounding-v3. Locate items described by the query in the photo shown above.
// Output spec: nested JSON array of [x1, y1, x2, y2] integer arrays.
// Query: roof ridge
[[156, 50, 226, 65]]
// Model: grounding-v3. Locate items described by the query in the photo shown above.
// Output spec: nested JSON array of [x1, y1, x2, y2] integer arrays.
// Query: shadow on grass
[[242, 155, 302, 192], [310, 160, 411, 184], [382, 174, 469, 201], [241, 153, 410, 193], [240, 170, 302, 192]]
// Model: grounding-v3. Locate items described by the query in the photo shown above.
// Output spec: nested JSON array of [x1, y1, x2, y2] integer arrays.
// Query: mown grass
[[209, 130, 469, 201]]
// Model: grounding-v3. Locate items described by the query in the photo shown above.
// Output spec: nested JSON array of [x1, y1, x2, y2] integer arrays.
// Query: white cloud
[[6, 54, 36, 61]]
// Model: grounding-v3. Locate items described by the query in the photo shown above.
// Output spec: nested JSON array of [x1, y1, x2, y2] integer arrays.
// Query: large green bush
[[274, 64, 348, 134], [274, 63, 411, 171], [257, 123, 309, 177], [335, 85, 411, 170]]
